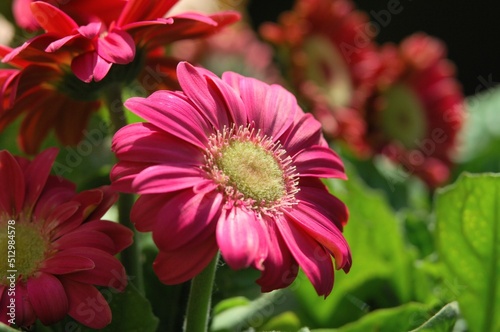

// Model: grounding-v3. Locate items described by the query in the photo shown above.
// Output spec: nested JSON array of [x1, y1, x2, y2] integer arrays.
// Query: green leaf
[[291, 168, 415, 327], [0, 323, 21, 332], [309, 302, 431, 332], [211, 290, 290, 332], [410, 301, 460, 332], [454, 87, 500, 175], [435, 173, 500, 332]]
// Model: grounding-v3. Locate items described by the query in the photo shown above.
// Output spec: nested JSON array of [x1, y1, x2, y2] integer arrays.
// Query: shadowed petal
[[153, 236, 218, 284], [217, 207, 269, 270], [27, 272, 69, 325], [294, 146, 347, 179], [153, 190, 222, 251], [97, 29, 135, 64], [0, 150, 25, 215], [276, 218, 335, 297], [61, 279, 112, 329], [256, 220, 299, 292]]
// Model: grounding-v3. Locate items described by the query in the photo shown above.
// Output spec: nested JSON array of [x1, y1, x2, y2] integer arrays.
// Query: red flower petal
[[61, 278, 112, 329], [0, 150, 25, 215], [27, 272, 69, 325], [153, 236, 218, 284]]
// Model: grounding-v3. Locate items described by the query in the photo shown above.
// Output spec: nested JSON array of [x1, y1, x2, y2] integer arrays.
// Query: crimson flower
[[0, 47, 101, 154], [5, 0, 240, 83], [111, 62, 351, 296], [260, 0, 381, 154], [1, 1, 239, 154], [0, 148, 133, 328], [363, 33, 464, 187]]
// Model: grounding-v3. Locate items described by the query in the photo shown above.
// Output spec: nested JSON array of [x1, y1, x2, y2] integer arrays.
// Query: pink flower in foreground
[[111, 62, 351, 296], [0, 148, 133, 328]]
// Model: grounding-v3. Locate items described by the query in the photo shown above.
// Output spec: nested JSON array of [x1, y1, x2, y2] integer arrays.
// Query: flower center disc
[[217, 140, 286, 203], [380, 84, 427, 149], [0, 221, 49, 284]]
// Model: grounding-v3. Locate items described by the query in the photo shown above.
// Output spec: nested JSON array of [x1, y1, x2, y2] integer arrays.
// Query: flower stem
[[184, 252, 220, 332], [104, 84, 144, 293]]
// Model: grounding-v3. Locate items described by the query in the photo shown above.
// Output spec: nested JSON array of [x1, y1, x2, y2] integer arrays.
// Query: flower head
[[260, 0, 381, 153], [5, 0, 240, 83], [111, 62, 351, 296], [363, 33, 464, 187], [0, 148, 133, 328]]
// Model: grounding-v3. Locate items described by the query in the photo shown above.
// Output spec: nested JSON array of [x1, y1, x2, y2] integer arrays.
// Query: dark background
[[247, 0, 500, 97]]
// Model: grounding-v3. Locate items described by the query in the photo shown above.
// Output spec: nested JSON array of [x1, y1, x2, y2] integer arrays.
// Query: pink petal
[[293, 146, 347, 179], [45, 33, 81, 53], [77, 22, 102, 39], [131, 193, 173, 232], [297, 179, 349, 229], [64, 248, 127, 291], [112, 122, 203, 165], [27, 272, 69, 325], [236, 75, 297, 139], [256, 219, 299, 292], [110, 161, 149, 193], [23, 147, 58, 208], [280, 113, 324, 156], [275, 218, 335, 297], [0, 150, 25, 215], [153, 236, 218, 284], [97, 29, 135, 64], [71, 51, 112, 83], [40, 252, 95, 274], [216, 207, 269, 270], [13, 0, 38, 31], [132, 164, 206, 194], [61, 278, 112, 329], [124, 91, 211, 149], [176, 62, 232, 128], [30, 2, 78, 35], [75, 220, 133, 254], [153, 190, 222, 251], [118, 0, 177, 26], [284, 204, 351, 272]]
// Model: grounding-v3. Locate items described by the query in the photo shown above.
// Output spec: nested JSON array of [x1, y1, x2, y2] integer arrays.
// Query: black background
[[247, 0, 500, 97]]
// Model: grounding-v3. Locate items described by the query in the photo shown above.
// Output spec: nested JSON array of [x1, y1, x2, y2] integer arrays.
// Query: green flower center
[[303, 35, 354, 108], [380, 84, 427, 149], [217, 140, 286, 203], [205, 125, 299, 213], [0, 220, 49, 284]]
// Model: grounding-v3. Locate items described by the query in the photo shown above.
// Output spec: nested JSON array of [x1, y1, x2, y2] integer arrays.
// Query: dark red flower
[[363, 33, 464, 187]]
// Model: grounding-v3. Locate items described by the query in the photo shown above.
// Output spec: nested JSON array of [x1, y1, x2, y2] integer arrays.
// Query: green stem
[[184, 252, 220, 332], [104, 84, 144, 293]]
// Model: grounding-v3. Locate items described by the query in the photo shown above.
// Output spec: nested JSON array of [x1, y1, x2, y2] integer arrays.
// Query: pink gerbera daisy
[[111, 62, 351, 296], [260, 0, 382, 155], [0, 148, 133, 328]]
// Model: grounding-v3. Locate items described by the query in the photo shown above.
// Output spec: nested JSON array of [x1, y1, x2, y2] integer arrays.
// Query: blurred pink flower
[[172, 23, 283, 84], [111, 62, 351, 296], [363, 33, 464, 187], [260, 0, 381, 154], [0, 148, 133, 328]]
